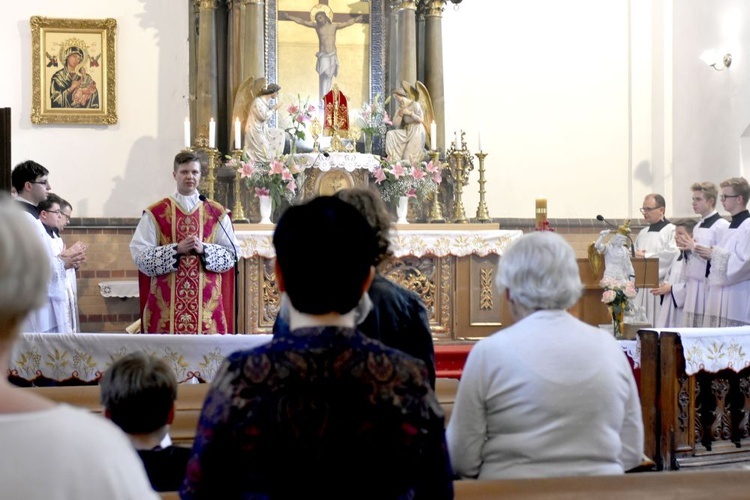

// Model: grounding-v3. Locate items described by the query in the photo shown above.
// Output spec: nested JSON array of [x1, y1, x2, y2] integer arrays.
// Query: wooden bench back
[[24, 377, 459, 446], [453, 469, 750, 499]]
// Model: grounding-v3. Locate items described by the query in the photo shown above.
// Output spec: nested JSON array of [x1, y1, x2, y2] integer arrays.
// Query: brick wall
[[62, 217, 643, 333]]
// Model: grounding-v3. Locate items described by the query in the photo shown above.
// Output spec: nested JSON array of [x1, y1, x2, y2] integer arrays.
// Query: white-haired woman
[[447, 232, 644, 480], [0, 196, 158, 499]]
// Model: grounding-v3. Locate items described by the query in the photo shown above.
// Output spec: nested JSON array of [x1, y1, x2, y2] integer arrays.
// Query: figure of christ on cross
[[280, 3, 366, 100]]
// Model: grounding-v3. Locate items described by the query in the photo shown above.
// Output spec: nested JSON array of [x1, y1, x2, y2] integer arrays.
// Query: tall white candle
[[183, 118, 191, 148], [234, 117, 241, 150], [478, 131, 483, 151], [430, 121, 437, 151], [208, 118, 216, 149]]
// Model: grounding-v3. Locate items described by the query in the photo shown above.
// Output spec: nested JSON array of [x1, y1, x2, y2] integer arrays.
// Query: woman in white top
[[447, 232, 644, 480], [0, 196, 158, 499]]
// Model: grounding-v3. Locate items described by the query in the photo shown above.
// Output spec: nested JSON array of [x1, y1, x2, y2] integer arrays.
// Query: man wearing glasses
[[38, 194, 86, 332], [11, 161, 85, 333], [633, 193, 679, 326], [700, 177, 750, 327]]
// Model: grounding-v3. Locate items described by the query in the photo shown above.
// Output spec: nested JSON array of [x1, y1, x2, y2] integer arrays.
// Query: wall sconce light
[[700, 50, 733, 71]]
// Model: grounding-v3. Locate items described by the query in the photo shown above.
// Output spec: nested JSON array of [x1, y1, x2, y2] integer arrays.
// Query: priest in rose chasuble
[[130, 151, 238, 334]]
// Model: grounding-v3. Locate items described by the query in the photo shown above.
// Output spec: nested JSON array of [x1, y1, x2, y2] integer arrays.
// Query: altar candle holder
[[450, 149, 469, 223], [231, 149, 248, 223], [205, 148, 218, 200], [475, 151, 491, 223], [428, 150, 445, 223]]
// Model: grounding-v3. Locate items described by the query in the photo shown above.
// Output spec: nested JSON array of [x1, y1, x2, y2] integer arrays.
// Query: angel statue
[[385, 81, 434, 165], [232, 77, 285, 163], [588, 220, 636, 282]]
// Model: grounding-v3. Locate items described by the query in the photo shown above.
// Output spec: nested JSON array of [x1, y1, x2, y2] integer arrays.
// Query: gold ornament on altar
[[311, 117, 322, 152]]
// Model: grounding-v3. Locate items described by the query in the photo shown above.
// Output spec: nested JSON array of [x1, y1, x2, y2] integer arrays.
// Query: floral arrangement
[[372, 158, 442, 203], [600, 278, 637, 335], [284, 95, 316, 153], [358, 93, 392, 137], [228, 153, 304, 210]]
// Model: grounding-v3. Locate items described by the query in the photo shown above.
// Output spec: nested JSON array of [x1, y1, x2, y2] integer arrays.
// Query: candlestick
[[208, 118, 216, 149], [428, 150, 445, 223], [183, 118, 191, 149], [430, 121, 437, 151], [535, 197, 547, 229], [478, 131, 482, 152], [475, 152, 491, 223], [231, 149, 248, 223], [234, 118, 241, 150]]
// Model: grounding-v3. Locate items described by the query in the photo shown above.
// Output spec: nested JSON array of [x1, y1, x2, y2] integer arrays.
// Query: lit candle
[[183, 118, 190, 148], [454, 131, 458, 147], [478, 131, 483, 152], [208, 118, 216, 149], [430, 121, 437, 151], [234, 117, 241, 150], [535, 198, 547, 229]]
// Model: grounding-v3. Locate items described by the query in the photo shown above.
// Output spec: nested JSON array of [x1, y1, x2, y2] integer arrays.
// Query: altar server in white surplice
[[701, 178, 750, 327], [653, 220, 696, 328], [677, 183, 729, 327], [10, 161, 84, 333], [633, 193, 679, 326]]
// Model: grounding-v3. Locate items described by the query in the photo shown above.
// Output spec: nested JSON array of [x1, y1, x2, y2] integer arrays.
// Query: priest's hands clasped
[[177, 235, 204, 255]]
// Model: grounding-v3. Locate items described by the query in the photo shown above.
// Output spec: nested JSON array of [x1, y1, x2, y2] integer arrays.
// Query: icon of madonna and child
[[49, 39, 100, 109]]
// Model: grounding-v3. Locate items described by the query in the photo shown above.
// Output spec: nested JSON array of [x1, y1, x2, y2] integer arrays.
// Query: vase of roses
[[229, 153, 304, 223], [358, 93, 391, 154], [284, 95, 316, 156], [600, 278, 637, 337], [372, 158, 442, 223]]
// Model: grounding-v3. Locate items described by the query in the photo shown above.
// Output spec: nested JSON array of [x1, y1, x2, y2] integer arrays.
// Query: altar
[[294, 151, 380, 199], [235, 225, 522, 340]]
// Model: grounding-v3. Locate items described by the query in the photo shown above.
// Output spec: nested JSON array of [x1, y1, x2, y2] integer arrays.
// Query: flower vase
[[258, 195, 272, 224], [364, 133, 373, 154], [396, 196, 409, 224], [610, 306, 624, 337]]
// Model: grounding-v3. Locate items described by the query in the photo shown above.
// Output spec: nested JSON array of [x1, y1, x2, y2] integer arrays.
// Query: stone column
[[390, 0, 418, 87], [243, 0, 265, 81], [228, 0, 244, 106], [424, 0, 446, 151], [196, 0, 219, 140]]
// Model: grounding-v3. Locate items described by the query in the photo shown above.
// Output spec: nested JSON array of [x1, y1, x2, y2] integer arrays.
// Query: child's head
[[674, 219, 697, 241]]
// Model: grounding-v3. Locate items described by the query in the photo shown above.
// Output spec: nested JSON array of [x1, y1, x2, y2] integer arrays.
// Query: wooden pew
[[28, 383, 209, 447], [453, 469, 750, 499], [24, 377, 460, 446]]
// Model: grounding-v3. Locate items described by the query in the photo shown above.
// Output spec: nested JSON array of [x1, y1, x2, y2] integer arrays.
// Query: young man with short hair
[[677, 182, 729, 326], [130, 151, 238, 333], [700, 177, 750, 326]]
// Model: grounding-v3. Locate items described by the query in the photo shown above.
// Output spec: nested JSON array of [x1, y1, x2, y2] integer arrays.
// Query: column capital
[[196, 0, 219, 10], [425, 0, 446, 17], [390, 0, 418, 12], [243, 0, 264, 5]]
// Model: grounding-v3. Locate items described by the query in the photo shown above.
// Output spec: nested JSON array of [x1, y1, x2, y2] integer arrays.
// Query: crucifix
[[278, 1, 368, 100]]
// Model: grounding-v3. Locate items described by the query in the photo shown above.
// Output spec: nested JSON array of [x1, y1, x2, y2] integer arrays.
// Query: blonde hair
[[0, 196, 50, 337]]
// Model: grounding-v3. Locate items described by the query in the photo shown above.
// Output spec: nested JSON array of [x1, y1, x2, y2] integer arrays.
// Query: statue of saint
[[244, 83, 285, 163], [385, 87, 426, 165], [594, 221, 636, 282]]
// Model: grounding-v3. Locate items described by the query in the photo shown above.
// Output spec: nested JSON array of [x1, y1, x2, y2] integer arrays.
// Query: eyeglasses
[[639, 206, 661, 214], [720, 194, 740, 201], [30, 180, 50, 187], [60, 212, 72, 222]]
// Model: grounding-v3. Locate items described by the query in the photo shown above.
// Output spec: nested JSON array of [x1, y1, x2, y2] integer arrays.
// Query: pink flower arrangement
[[285, 95, 316, 149], [358, 93, 392, 137], [228, 152, 305, 210], [600, 277, 637, 334], [372, 159, 441, 203]]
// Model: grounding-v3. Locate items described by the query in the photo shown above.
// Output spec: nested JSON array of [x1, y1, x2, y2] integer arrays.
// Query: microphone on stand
[[199, 194, 239, 333], [596, 214, 635, 258]]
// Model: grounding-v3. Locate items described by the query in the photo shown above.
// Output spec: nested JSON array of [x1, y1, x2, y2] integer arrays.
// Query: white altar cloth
[[237, 229, 523, 259], [9, 332, 272, 384], [646, 326, 750, 375], [294, 151, 380, 172]]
